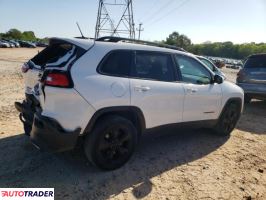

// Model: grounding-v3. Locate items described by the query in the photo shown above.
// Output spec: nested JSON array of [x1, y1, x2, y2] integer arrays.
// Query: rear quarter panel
[[71, 44, 131, 110], [40, 87, 95, 133]]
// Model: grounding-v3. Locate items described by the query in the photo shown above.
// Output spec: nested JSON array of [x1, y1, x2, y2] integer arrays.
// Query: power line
[[142, 0, 176, 24], [145, 0, 192, 28], [138, 0, 161, 22]]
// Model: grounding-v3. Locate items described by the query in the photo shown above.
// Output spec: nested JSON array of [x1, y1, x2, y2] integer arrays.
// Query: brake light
[[21, 63, 29, 73], [44, 72, 72, 88]]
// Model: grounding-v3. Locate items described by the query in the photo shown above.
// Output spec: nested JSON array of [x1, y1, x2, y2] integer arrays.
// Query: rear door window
[[31, 43, 82, 68], [244, 56, 266, 68], [131, 51, 175, 82]]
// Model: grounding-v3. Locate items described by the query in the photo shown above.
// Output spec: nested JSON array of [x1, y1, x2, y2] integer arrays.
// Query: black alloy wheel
[[214, 102, 240, 136], [84, 115, 137, 170]]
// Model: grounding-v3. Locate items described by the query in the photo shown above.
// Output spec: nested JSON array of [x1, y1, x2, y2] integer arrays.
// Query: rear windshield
[[244, 56, 266, 68], [31, 43, 83, 68]]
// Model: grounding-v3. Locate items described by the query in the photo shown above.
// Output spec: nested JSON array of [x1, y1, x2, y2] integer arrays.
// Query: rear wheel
[[214, 102, 240, 136], [84, 115, 138, 170], [23, 123, 32, 136]]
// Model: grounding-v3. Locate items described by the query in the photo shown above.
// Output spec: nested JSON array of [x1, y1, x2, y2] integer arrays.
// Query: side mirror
[[213, 74, 224, 84]]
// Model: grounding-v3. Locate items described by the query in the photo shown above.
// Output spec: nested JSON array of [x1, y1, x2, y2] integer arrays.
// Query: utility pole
[[136, 23, 144, 40], [95, 0, 135, 39]]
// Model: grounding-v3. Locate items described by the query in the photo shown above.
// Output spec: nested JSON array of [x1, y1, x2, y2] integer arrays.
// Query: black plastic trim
[[83, 106, 146, 135], [30, 112, 81, 152], [218, 97, 243, 120], [96, 36, 187, 52], [145, 119, 218, 134]]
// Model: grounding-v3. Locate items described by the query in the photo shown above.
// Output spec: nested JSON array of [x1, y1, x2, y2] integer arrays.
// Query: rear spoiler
[[48, 37, 95, 51]]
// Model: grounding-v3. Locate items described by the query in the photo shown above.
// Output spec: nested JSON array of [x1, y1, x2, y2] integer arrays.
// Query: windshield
[[244, 56, 266, 68], [198, 57, 215, 71]]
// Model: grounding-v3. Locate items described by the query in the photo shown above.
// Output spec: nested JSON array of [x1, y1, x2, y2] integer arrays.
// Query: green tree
[[3, 28, 22, 39], [22, 31, 36, 41], [164, 31, 192, 49]]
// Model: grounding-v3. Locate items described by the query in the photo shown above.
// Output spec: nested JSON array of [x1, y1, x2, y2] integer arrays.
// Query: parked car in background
[[18, 40, 36, 48], [4, 39, 20, 47], [35, 41, 49, 47], [0, 40, 10, 48], [237, 53, 266, 103], [214, 60, 225, 68], [3, 39, 15, 48], [196, 56, 226, 79]]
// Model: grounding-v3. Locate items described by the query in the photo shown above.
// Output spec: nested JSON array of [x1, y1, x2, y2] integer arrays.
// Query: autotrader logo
[[0, 188, 54, 200]]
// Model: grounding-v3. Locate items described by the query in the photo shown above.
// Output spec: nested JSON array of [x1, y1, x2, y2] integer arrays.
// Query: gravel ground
[[0, 48, 265, 200]]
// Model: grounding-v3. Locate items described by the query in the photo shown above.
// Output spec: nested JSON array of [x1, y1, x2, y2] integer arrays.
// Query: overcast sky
[[0, 0, 265, 44]]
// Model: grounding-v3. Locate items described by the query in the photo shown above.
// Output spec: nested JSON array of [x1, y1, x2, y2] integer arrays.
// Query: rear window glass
[[244, 56, 266, 68], [99, 50, 132, 76], [31, 43, 75, 67]]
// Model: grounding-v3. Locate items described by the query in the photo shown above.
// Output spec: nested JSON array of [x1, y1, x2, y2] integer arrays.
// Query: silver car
[[237, 54, 266, 103], [196, 56, 226, 79], [0, 40, 10, 48]]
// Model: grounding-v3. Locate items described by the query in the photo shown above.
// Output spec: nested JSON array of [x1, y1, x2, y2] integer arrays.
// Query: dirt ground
[[0, 48, 265, 200]]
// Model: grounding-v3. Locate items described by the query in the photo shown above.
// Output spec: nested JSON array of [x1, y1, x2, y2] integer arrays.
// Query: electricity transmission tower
[[95, 0, 135, 39]]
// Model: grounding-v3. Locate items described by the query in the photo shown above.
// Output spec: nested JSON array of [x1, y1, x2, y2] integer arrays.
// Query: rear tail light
[[42, 71, 73, 88], [21, 63, 29, 73]]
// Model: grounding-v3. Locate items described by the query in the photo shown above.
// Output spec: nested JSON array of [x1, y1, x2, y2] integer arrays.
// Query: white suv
[[15, 37, 244, 170]]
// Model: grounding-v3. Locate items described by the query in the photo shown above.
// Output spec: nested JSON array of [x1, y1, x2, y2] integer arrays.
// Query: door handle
[[186, 88, 198, 93], [134, 86, 151, 92]]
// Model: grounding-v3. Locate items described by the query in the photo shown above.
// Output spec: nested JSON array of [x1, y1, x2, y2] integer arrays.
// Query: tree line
[[1, 29, 265, 59], [0, 28, 47, 42], [163, 31, 266, 59]]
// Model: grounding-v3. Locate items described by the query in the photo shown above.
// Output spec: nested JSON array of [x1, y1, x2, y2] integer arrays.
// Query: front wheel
[[84, 115, 138, 170], [213, 102, 241, 136], [244, 95, 252, 104]]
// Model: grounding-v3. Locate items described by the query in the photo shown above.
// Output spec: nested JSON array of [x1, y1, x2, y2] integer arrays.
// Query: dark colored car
[[18, 40, 36, 48], [237, 54, 266, 103], [35, 41, 49, 47], [4, 39, 20, 47]]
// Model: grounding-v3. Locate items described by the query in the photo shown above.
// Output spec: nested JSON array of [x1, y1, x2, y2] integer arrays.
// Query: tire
[[244, 95, 252, 104], [213, 102, 240, 136], [84, 115, 138, 170], [24, 123, 32, 136]]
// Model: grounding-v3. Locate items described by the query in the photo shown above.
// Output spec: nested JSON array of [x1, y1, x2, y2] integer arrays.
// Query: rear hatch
[[23, 38, 93, 94], [238, 55, 266, 84]]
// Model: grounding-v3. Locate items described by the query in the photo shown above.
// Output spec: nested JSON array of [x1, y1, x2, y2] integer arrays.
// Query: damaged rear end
[[15, 37, 94, 152]]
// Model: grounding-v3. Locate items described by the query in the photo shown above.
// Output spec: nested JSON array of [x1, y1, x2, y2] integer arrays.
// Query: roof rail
[[95, 36, 186, 52]]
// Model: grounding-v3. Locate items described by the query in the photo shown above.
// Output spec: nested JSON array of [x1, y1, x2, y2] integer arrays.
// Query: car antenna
[[76, 22, 85, 39]]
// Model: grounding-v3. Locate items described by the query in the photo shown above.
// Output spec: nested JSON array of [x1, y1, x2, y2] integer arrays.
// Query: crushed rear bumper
[[15, 94, 81, 152], [30, 112, 81, 152]]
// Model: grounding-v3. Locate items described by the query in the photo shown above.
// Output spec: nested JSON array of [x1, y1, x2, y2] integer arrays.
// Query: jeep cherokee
[[15, 37, 244, 170]]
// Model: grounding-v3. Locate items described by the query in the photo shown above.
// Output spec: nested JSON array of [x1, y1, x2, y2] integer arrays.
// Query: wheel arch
[[83, 106, 146, 138], [219, 97, 243, 119]]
